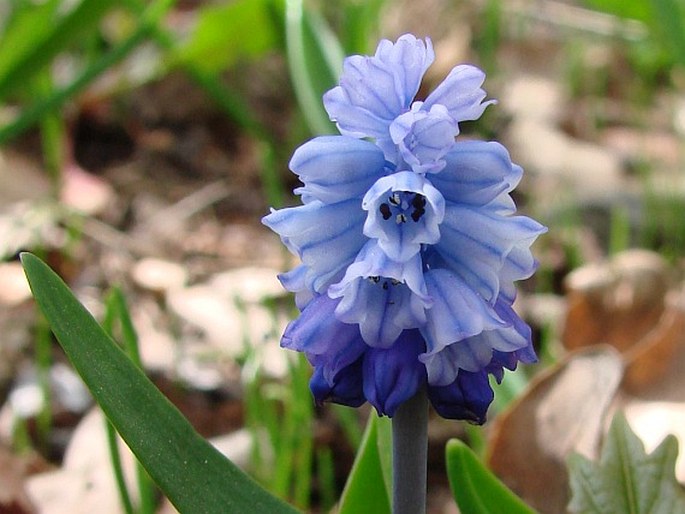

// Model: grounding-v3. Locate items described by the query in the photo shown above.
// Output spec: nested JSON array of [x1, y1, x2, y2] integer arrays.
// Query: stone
[[500, 75, 565, 123], [131, 258, 188, 293], [0, 261, 32, 306]]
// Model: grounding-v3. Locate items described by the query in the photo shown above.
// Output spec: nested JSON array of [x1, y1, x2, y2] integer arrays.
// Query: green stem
[[35, 311, 53, 452], [392, 388, 428, 514], [105, 420, 136, 514]]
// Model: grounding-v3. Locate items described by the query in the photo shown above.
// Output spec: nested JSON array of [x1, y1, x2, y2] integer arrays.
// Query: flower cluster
[[263, 34, 546, 422]]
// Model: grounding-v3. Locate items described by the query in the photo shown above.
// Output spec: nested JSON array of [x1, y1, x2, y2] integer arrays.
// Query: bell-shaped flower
[[362, 171, 445, 262], [263, 34, 547, 422], [328, 241, 431, 348]]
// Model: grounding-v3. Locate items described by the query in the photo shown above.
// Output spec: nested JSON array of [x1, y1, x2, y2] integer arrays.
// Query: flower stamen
[[378, 191, 429, 225]]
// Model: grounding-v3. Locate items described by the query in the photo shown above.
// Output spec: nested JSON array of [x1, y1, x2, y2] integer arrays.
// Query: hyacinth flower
[[263, 33, 545, 513], [264, 33, 545, 420]]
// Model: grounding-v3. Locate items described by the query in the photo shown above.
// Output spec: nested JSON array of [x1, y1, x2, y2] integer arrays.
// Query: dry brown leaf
[[562, 250, 670, 353], [622, 287, 685, 394], [487, 347, 624, 514]]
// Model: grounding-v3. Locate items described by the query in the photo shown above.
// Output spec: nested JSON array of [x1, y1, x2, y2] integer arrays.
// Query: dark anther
[[379, 203, 392, 220], [382, 281, 389, 290], [411, 194, 426, 222]]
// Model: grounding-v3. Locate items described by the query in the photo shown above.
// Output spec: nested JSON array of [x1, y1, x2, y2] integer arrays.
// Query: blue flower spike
[[263, 33, 546, 424]]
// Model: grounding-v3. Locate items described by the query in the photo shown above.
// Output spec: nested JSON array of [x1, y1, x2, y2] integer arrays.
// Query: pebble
[[166, 284, 245, 354], [0, 262, 32, 306], [60, 165, 115, 216], [209, 266, 284, 303], [508, 118, 624, 200], [500, 75, 565, 123], [131, 258, 188, 293], [25, 409, 137, 514]]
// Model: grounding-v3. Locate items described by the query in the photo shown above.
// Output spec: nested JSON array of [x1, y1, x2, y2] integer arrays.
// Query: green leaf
[[649, 0, 685, 67], [375, 415, 393, 499], [171, 0, 279, 74], [0, 0, 175, 144], [0, 0, 60, 81], [337, 414, 392, 514], [285, 0, 341, 135], [581, 0, 652, 22], [0, 0, 117, 100], [445, 439, 537, 514], [568, 412, 685, 514], [340, 0, 385, 54], [20, 253, 299, 514]]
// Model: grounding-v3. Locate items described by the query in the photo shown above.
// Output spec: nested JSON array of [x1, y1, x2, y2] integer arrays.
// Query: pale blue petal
[[290, 136, 388, 204], [488, 299, 533, 353], [421, 337, 494, 386], [329, 242, 430, 348], [420, 269, 506, 364], [429, 141, 522, 207], [421, 294, 536, 386], [362, 172, 445, 262], [262, 199, 366, 292], [374, 35, 434, 107], [323, 85, 389, 140], [435, 204, 545, 302], [278, 265, 314, 309], [498, 228, 546, 302], [423, 64, 495, 122], [278, 264, 306, 293], [323, 35, 434, 143], [324, 57, 403, 140], [389, 103, 457, 173]]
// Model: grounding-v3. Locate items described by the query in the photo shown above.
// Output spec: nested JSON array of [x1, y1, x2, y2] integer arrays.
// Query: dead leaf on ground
[[491, 250, 685, 513], [622, 284, 685, 395], [562, 249, 670, 354], [487, 346, 624, 514]]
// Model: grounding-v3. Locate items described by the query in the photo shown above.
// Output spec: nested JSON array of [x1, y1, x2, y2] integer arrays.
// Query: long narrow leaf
[[337, 414, 391, 514], [0, 0, 60, 81], [284, 0, 341, 135], [446, 439, 537, 514], [649, 0, 685, 66], [21, 253, 299, 514]]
